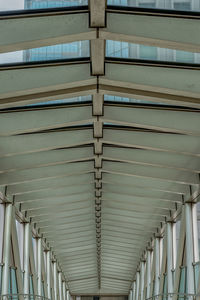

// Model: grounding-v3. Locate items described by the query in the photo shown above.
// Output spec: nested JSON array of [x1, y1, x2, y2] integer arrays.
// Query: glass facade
[[107, 0, 200, 11], [0, 0, 200, 12], [25, 0, 88, 9], [0, 41, 89, 65], [178, 267, 187, 299], [106, 41, 200, 64]]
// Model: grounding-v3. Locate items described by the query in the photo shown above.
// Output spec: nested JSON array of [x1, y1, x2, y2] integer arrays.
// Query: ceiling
[[0, 0, 200, 295]]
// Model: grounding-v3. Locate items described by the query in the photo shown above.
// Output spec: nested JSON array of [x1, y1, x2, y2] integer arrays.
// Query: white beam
[[0, 13, 95, 53], [0, 106, 93, 136], [0, 63, 94, 101], [102, 63, 200, 101], [103, 105, 200, 136], [102, 12, 200, 52]]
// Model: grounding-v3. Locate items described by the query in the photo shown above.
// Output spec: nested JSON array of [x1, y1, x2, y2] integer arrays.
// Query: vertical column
[[185, 203, 195, 295], [62, 282, 66, 300], [140, 261, 145, 300], [167, 222, 174, 298], [66, 290, 70, 300], [46, 250, 51, 299], [24, 223, 30, 298], [129, 290, 133, 300], [172, 222, 177, 270], [1, 203, 13, 296], [135, 271, 140, 300], [154, 238, 161, 296], [53, 260, 58, 300], [37, 238, 43, 296], [192, 203, 199, 263], [0, 204, 5, 264], [58, 272, 63, 300], [146, 249, 152, 299], [132, 281, 136, 300]]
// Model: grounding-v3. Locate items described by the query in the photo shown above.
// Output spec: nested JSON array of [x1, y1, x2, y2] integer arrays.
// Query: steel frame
[[0, 0, 200, 297]]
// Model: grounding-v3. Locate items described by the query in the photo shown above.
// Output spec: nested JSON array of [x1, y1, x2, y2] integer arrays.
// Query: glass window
[[42, 281, 45, 297], [163, 273, 168, 300], [0, 95, 92, 111], [0, 0, 88, 12], [106, 40, 200, 64], [139, 45, 157, 60], [25, 0, 88, 9], [139, 2, 156, 8], [104, 94, 183, 107], [0, 41, 89, 65], [9, 268, 18, 299], [174, 2, 191, 11], [29, 275, 34, 295], [176, 50, 194, 63], [178, 267, 187, 300], [107, 0, 200, 11]]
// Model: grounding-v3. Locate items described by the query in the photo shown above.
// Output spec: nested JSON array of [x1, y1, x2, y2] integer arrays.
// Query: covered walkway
[[0, 1, 200, 299]]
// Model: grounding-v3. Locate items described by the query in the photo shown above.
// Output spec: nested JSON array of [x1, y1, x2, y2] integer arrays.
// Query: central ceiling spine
[[89, 0, 106, 290]]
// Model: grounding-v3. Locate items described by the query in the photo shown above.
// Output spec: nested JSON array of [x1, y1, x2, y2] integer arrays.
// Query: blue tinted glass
[[26, 95, 92, 107], [25, 0, 87, 9], [107, 0, 200, 11], [42, 282, 45, 297], [9, 268, 18, 299], [29, 275, 34, 295], [106, 40, 200, 64], [163, 274, 167, 300], [0, 0, 87, 11], [104, 95, 172, 106], [178, 267, 186, 298], [0, 41, 89, 65], [4, 96, 92, 110]]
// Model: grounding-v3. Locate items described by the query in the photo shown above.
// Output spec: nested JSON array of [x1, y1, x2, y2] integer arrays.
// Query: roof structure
[[0, 0, 200, 296]]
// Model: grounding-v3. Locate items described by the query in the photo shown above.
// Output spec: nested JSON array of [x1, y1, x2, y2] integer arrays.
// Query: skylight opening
[[106, 40, 200, 64], [107, 0, 200, 12], [0, 41, 90, 65], [0, 0, 88, 12]]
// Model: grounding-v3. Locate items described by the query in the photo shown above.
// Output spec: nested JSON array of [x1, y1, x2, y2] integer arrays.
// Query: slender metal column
[[11, 212, 24, 300], [1, 203, 13, 296], [62, 281, 66, 300], [146, 250, 152, 299], [66, 290, 70, 300], [53, 261, 58, 300], [24, 223, 30, 298], [129, 290, 133, 300], [172, 222, 177, 270], [154, 238, 160, 296], [167, 222, 174, 297], [185, 203, 195, 295], [132, 281, 136, 300], [192, 203, 199, 263], [140, 261, 145, 300], [135, 271, 140, 300], [46, 250, 51, 299], [37, 238, 43, 296], [0, 204, 5, 263], [172, 207, 186, 300], [58, 272, 63, 300]]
